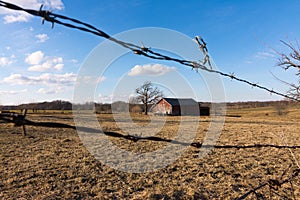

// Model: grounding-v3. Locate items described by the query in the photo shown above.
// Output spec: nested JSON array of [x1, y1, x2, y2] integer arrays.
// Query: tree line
[[0, 100, 146, 114], [1, 99, 298, 114]]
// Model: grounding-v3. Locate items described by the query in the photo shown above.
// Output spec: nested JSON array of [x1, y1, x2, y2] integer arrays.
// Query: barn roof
[[163, 98, 198, 106]]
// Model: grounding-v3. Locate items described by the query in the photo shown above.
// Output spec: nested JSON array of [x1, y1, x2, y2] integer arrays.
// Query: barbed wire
[[0, 0, 299, 102]]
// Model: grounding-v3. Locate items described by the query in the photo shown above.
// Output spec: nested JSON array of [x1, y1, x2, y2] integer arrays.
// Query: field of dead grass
[[1, 105, 300, 199]]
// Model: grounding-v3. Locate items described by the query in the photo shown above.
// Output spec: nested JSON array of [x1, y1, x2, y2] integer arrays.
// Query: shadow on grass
[[21, 119, 300, 149]]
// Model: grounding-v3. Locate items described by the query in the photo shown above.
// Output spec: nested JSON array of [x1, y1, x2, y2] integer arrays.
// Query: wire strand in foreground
[[0, 0, 299, 102]]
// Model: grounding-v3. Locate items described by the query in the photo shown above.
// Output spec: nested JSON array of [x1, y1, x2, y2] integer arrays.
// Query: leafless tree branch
[[274, 40, 300, 100], [135, 81, 163, 115], [0, 1, 299, 101]]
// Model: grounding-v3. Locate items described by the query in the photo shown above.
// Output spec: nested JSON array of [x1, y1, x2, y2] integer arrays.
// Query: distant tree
[[94, 103, 111, 114], [135, 81, 163, 115], [130, 104, 143, 113], [129, 96, 139, 104], [276, 40, 300, 100], [111, 101, 128, 112], [273, 101, 288, 116]]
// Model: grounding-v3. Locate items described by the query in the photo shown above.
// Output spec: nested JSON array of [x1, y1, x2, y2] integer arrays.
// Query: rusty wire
[[0, 0, 299, 101]]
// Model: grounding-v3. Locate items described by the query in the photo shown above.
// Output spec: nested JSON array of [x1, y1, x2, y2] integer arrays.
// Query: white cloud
[[96, 76, 106, 83], [43, 0, 64, 10], [3, 13, 31, 24], [0, 55, 15, 67], [25, 50, 64, 72], [28, 60, 64, 72], [98, 93, 112, 103], [97, 93, 131, 103], [37, 87, 62, 94], [25, 51, 44, 65], [2, 73, 77, 86], [0, 89, 27, 95], [54, 63, 64, 70], [52, 57, 63, 63], [76, 76, 106, 85], [0, 0, 64, 23], [38, 88, 54, 94], [70, 59, 78, 64], [254, 51, 276, 59], [128, 64, 176, 76], [35, 34, 49, 43]]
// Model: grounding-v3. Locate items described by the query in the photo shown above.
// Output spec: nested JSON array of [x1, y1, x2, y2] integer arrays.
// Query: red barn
[[151, 98, 207, 116]]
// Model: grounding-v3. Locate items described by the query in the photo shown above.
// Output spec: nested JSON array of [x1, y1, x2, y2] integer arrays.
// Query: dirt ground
[[1, 105, 300, 199]]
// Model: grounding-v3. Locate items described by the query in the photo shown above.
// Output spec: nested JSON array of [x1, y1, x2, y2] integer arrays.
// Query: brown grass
[[1, 106, 300, 199]]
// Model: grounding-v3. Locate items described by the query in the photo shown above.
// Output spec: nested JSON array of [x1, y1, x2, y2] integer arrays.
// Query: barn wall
[[151, 99, 211, 116], [171, 106, 181, 115], [178, 105, 200, 116], [151, 99, 172, 115]]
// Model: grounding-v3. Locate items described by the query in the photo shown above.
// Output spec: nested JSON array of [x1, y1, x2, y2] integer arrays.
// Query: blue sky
[[0, 0, 300, 105]]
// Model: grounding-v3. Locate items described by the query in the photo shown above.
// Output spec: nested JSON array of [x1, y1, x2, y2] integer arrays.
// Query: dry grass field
[[1, 104, 300, 199]]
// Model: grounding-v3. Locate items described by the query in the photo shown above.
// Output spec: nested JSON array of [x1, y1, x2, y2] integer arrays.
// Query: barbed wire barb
[[0, 1, 299, 102]]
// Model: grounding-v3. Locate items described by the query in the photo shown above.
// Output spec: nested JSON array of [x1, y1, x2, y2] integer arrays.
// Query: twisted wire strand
[[0, 0, 299, 101]]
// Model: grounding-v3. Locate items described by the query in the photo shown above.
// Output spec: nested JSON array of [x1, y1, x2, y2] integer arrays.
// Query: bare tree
[[276, 40, 300, 100], [135, 81, 163, 115]]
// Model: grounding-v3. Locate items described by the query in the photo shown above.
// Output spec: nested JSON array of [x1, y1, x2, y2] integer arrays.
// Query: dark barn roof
[[163, 98, 198, 106]]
